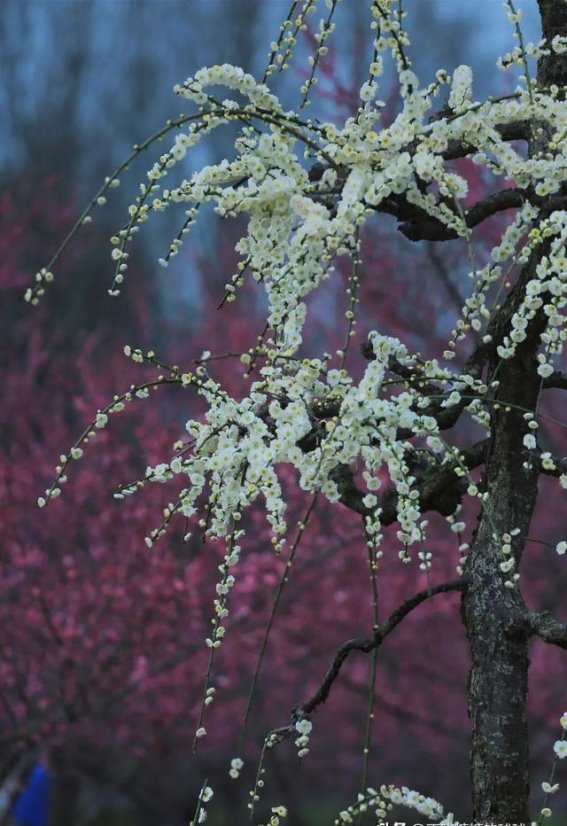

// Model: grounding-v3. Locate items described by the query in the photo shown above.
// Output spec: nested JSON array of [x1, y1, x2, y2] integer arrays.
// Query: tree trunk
[[537, 0, 567, 90], [461, 361, 538, 821], [461, 6, 567, 817], [461, 280, 542, 816]]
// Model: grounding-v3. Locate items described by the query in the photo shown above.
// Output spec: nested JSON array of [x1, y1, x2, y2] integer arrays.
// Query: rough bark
[[538, 0, 567, 89], [460, 345, 538, 821], [460, 7, 567, 819]]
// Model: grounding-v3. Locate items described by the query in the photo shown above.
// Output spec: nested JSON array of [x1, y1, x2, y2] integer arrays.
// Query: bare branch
[[505, 608, 567, 649], [543, 371, 567, 390], [342, 674, 468, 741], [527, 611, 567, 648], [292, 578, 467, 720], [425, 242, 466, 315]]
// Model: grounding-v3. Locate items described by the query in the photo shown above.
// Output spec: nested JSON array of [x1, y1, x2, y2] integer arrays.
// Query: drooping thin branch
[[425, 242, 466, 315], [360, 342, 483, 434], [292, 577, 467, 720], [341, 674, 468, 742], [237, 492, 319, 754]]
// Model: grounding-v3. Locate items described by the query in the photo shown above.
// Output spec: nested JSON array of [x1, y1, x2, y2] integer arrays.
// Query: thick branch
[[399, 193, 567, 243], [395, 188, 526, 242], [441, 122, 530, 161], [332, 439, 488, 521], [538, 0, 567, 88], [506, 609, 567, 649], [528, 611, 567, 648], [543, 370, 567, 390], [292, 578, 466, 720]]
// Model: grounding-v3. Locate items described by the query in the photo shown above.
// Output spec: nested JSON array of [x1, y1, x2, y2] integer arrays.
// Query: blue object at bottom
[[11, 763, 51, 826]]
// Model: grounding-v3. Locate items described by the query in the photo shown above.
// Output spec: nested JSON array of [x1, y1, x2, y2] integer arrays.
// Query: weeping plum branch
[[30, 0, 567, 821]]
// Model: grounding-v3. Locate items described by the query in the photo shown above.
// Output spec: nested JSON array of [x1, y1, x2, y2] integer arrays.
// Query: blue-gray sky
[[1, 0, 541, 176]]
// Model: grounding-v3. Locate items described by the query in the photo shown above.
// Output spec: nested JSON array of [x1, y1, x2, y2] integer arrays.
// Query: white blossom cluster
[[229, 756, 244, 780], [42, 0, 567, 579], [142, 333, 459, 558], [203, 538, 241, 657], [189, 784, 214, 826], [495, 211, 567, 367], [109, 53, 566, 367], [265, 806, 288, 826], [139, 38, 565, 543], [497, 34, 567, 69], [335, 788, 389, 824], [294, 718, 313, 757], [34, 1, 567, 815], [335, 782, 450, 824], [380, 783, 446, 818], [499, 528, 522, 589]]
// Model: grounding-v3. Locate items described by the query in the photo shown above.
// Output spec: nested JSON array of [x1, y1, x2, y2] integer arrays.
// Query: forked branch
[[506, 610, 567, 649], [292, 577, 467, 721]]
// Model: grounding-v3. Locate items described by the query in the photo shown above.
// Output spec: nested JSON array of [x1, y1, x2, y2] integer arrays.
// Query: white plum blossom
[[32, 3, 567, 820], [448, 65, 473, 111], [542, 781, 560, 794]]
